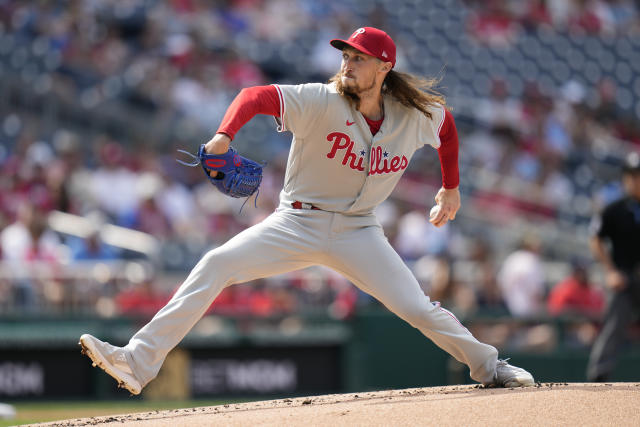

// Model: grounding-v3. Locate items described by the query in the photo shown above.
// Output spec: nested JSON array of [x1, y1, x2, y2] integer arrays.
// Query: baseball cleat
[[485, 359, 535, 388], [79, 334, 142, 395]]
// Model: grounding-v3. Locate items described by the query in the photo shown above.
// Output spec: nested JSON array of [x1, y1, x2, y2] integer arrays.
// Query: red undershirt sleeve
[[437, 109, 460, 189], [216, 85, 281, 140]]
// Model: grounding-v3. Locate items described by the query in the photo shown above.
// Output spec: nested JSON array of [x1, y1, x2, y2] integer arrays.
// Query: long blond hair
[[329, 69, 446, 119]]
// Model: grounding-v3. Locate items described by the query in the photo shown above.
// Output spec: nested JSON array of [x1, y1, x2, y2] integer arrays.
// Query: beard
[[329, 70, 376, 109], [340, 72, 376, 97]]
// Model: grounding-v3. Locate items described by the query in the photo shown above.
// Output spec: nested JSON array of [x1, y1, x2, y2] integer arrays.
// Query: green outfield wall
[[1, 311, 639, 400]]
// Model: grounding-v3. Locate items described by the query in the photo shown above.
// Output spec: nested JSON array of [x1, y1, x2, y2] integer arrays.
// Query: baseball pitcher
[[80, 27, 534, 394]]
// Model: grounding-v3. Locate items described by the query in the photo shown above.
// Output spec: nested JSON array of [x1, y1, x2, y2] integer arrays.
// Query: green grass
[[0, 398, 257, 426]]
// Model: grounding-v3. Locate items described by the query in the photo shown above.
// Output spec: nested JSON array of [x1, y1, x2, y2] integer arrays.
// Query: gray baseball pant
[[124, 207, 498, 386]]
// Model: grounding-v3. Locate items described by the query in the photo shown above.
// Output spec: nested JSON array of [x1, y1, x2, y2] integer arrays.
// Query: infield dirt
[[30, 382, 640, 426]]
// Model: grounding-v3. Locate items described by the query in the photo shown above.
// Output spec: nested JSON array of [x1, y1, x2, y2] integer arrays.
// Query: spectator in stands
[[51, 130, 95, 216], [470, 239, 508, 314], [474, 78, 523, 134], [0, 202, 61, 310], [68, 228, 119, 261], [547, 258, 604, 349], [592, 78, 624, 130], [0, 202, 60, 263], [547, 259, 604, 316], [568, 0, 606, 34], [588, 78, 640, 145], [424, 255, 477, 316], [467, 0, 519, 47], [132, 195, 172, 239], [587, 152, 640, 382], [497, 234, 546, 317], [90, 140, 140, 225], [519, 0, 553, 31]]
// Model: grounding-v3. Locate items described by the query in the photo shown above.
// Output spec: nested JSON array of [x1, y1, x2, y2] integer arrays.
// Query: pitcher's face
[[339, 47, 380, 94]]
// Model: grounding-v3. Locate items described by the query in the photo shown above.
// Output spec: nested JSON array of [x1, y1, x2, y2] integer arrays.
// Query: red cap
[[330, 27, 396, 68]]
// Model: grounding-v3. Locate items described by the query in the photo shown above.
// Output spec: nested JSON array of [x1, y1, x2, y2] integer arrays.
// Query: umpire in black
[[587, 152, 640, 382]]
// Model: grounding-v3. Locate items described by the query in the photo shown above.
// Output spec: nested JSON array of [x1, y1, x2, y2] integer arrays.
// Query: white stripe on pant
[[124, 206, 498, 386]]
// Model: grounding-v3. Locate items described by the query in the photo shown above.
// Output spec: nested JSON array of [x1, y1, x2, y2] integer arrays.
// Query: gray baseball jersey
[[274, 82, 445, 214]]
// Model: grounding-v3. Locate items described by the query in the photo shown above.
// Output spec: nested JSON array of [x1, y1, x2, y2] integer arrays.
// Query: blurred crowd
[[466, 0, 640, 47], [1, 0, 640, 352]]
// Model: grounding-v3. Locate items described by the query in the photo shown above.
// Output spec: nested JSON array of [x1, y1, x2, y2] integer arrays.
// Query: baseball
[[429, 205, 441, 221]]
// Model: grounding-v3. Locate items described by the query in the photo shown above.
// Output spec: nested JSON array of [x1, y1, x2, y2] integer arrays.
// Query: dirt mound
[[32, 383, 640, 426]]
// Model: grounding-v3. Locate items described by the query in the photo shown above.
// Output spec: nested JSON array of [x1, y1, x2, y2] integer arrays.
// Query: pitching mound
[[34, 383, 640, 426]]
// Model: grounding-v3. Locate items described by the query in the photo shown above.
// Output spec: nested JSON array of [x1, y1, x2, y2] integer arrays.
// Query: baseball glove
[[177, 144, 262, 198]]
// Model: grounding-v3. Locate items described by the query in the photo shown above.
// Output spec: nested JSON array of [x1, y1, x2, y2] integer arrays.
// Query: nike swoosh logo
[[346, 120, 355, 126]]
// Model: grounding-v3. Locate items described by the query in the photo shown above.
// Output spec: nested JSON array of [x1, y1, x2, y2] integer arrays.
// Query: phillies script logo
[[326, 132, 365, 171], [326, 132, 408, 175], [369, 145, 408, 175]]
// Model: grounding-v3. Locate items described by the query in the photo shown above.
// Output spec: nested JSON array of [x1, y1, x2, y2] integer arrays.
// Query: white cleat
[[79, 334, 142, 395], [485, 359, 535, 388]]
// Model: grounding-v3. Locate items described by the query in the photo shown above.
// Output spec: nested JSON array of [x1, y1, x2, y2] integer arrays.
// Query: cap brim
[[330, 39, 348, 50], [329, 38, 378, 60]]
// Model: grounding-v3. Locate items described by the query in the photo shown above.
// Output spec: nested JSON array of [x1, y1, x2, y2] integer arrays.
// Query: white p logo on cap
[[352, 28, 365, 39]]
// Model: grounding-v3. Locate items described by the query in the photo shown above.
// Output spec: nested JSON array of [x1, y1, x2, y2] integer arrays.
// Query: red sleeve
[[216, 85, 280, 140], [437, 109, 460, 189]]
